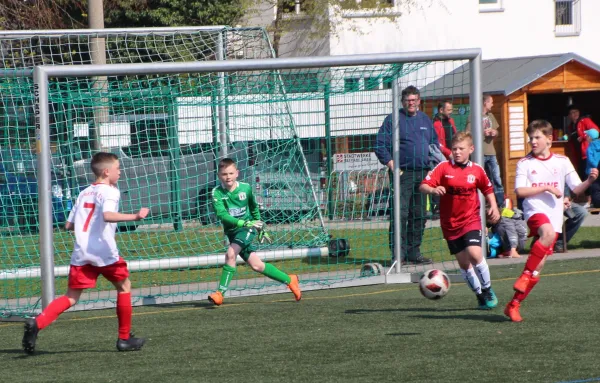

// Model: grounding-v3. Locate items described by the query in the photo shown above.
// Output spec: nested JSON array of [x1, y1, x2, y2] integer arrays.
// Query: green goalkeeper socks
[[218, 264, 237, 293], [262, 263, 291, 284]]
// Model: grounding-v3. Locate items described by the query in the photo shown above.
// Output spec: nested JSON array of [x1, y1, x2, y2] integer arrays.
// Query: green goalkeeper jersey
[[212, 181, 260, 234]]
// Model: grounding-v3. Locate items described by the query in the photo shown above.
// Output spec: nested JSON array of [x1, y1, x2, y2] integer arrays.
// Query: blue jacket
[[375, 109, 439, 170], [586, 139, 600, 175]]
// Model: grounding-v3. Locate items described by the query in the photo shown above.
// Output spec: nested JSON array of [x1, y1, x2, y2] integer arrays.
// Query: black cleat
[[116, 333, 146, 352], [476, 292, 490, 310], [22, 317, 39, 355]]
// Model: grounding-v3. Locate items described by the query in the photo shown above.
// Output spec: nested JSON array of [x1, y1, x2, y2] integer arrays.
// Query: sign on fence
[[333, 153, 384, 171]]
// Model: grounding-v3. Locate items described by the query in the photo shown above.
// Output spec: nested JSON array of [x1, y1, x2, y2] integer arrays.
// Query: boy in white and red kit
[[505, 120, 598, 322], [22, 152, 149, 354]]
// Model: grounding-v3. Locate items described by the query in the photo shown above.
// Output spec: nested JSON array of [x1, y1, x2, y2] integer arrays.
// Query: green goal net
[[1, 27, 474, 317]]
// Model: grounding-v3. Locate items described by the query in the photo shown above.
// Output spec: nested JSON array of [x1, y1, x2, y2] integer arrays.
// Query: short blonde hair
[[451, 131, 473, 146]]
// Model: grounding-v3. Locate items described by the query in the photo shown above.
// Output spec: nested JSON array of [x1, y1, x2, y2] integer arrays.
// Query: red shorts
[[68, 258, 129, 289], [527, 213, 559, 253], [527, 213, 552, 237]]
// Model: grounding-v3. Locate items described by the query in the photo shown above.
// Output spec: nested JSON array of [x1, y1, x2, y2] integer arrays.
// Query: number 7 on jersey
[[83, 202, 96, 232]]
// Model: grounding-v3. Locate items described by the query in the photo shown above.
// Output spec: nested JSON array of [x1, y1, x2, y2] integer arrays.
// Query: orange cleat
[[513, 272, 531, 293], [208, 291, 223, 306], [504, 301, 523, 322], [287, 275, 302, 301]]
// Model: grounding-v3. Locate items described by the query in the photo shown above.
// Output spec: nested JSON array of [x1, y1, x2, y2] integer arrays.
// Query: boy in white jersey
[[505, 120, 598, 322], [22, 152, 149, 354]]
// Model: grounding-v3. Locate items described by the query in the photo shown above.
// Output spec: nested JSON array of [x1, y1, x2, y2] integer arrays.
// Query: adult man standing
[[433, 101, 457, 160], [375, 85, 436, 265], [467, 95, 504, 207]]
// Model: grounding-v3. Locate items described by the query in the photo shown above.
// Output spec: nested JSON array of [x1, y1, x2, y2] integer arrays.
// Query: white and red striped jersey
[[515, 153, 581, 233], [66, 183, 120, 266]]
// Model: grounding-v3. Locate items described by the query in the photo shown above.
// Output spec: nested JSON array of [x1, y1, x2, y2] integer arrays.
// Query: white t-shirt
[[515, 153, 581, 233], [67, 183, 120, 266]]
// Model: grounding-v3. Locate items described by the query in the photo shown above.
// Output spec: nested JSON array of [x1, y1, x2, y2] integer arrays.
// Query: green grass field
[[2, 257, 600, 383]]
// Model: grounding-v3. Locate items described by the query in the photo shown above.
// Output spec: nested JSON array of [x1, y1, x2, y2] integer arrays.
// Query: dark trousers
[[389, 169, 427, 262]]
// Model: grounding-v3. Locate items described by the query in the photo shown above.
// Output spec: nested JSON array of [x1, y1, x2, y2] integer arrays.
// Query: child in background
[[585, 129, 600, 175], [489, 208, 526, 259]]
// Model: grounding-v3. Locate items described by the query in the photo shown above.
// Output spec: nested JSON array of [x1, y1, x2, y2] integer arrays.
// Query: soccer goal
[[0, 27, 484, 317]]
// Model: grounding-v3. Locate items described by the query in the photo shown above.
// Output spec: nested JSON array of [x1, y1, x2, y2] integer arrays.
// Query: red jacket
[[433, 115, 457, 159], [574, 117, 600, 159]]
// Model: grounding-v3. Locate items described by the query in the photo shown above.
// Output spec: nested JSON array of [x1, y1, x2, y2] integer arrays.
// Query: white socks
[[460, 267, 482, 294], [474, 259, 492, 289]]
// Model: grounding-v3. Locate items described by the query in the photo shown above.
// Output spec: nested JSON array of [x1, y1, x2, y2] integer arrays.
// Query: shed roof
[[420, 53, 600, 98]]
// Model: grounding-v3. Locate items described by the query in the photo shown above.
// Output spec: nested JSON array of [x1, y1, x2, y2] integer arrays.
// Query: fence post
[[324, 82, 334, 220]]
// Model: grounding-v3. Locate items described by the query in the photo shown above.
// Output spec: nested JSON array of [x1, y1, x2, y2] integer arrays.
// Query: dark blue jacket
[[375, 109, 439, 170]]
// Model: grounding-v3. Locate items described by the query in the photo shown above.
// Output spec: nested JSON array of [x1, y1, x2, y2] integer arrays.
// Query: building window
[[478, 0, 503, 13], [364, 77, 381, 91], [344, 78, 361, 92], [555, 0, 581, 36]]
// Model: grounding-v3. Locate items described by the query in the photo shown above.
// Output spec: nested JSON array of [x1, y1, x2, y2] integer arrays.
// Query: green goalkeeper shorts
[[227, 227, 257, 261]]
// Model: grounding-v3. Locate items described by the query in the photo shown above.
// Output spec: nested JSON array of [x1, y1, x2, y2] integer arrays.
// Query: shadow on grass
[[345, 307, 506, 322], [410, 314, 507, 323], [569, 240, 600, 250], [386, 332, 421, 336], [0, 348, 108, 359], [345, 307, 473, 315]]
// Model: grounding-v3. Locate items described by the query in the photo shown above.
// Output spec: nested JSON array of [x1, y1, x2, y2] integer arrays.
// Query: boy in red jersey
[[420, 132, 501, 309], [22, 152, 149, 354], [505, 120, 598, 322]]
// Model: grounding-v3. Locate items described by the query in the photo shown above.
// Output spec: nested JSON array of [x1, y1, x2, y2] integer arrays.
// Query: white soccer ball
[[419, 269, 451, 300]]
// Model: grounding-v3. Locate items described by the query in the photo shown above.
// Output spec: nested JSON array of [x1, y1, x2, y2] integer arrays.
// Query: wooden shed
[[420, 53, 600, 206]]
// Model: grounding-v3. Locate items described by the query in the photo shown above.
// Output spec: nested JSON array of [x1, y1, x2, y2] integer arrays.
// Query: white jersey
[[515, 153, 581, 233], [67, 183, 120, 266]]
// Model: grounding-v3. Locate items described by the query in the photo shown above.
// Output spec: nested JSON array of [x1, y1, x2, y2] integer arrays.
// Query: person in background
[[466, 95, 505, 208], [375, 85, 437, 265], [566, 105, 600, 184], [431, 101, 457, 218], [433, 101, 457, 160]]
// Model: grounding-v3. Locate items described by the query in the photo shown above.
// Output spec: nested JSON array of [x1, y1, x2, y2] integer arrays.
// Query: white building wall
[[331, 0, 595, 63]]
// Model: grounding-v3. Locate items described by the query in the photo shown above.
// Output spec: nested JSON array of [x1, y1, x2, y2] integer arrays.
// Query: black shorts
[[446, 230, 482, 255]]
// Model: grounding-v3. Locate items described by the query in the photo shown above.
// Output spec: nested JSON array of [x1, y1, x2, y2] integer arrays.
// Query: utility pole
[[89, 0, 108, 151]]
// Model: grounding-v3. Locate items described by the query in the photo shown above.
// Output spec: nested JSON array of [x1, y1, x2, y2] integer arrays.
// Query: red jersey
[[421, 160, 494, 240]]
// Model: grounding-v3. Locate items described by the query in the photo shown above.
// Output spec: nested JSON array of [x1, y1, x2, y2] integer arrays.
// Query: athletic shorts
[[68, 257, 129, 289], [446, 230, 482, 255], [527, 213, 559, 253], [527, 213, 554, 237], [227, 227, 257, 261]]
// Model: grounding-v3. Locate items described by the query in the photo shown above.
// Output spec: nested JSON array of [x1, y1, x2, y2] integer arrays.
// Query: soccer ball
[[419, 269, 450, 300]]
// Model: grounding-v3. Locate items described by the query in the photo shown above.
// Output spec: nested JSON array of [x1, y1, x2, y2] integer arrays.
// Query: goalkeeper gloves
[[242, 220, 265, 230], [258, 230, 273, 244]]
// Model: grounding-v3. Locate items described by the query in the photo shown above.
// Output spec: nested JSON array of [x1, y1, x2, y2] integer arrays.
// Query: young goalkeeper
[[505, 120, 598, 322], [22, 152, 149, 354], [420, 132, 501, 309], [208, 158, 301, 306]]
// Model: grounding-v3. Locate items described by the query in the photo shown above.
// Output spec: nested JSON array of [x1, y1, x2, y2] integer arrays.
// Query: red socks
[[117, 292, 132, 340], [513, 276, 541, 303], [34, 292, 132, 339], [36, 295, 72, 330], [524, 240, 550, 273]]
